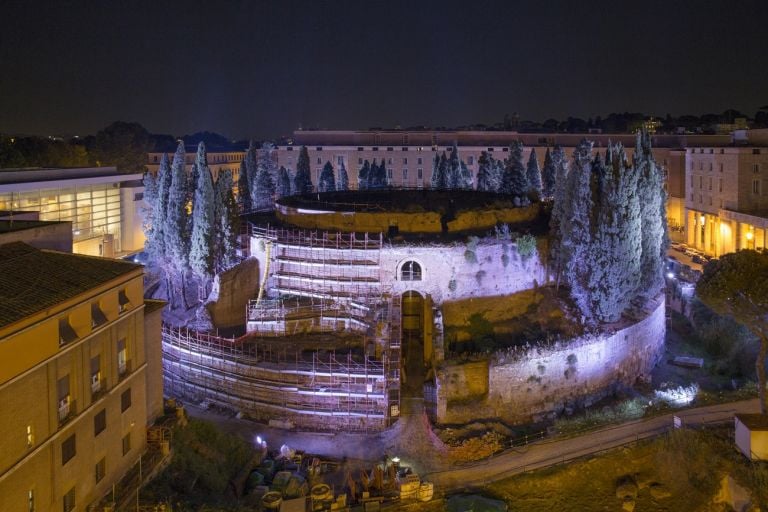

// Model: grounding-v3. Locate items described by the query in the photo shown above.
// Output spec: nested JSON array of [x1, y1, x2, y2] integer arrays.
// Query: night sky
[[1, 0, 767, 140]]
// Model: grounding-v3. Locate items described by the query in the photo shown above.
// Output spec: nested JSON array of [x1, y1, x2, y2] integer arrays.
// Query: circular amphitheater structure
[[162, 189, 665, 432]]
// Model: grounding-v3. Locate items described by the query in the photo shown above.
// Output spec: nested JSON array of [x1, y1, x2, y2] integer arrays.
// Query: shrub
[[516, 234, 537, 259]]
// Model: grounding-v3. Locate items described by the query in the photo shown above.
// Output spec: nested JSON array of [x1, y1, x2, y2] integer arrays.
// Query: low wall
[[435, 297, 666, 425], [206, 258, 260, 329]]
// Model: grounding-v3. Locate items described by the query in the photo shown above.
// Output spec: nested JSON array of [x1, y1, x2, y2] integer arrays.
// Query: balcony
[[118, 359, 132, 381], [91, 374, 105, 400]]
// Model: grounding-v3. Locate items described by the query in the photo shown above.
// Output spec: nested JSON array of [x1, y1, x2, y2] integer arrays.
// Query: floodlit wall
[[435, 297, 666, 424], [206, 258, 260, 329], [379, 240, 545, 304]]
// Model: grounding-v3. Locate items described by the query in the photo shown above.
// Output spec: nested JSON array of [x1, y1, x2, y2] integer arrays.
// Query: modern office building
[[0, 167, 145, 256], [0, 242, 163, 512]]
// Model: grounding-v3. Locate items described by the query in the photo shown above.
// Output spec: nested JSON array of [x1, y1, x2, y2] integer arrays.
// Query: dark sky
[[1, 0, 767, 140]]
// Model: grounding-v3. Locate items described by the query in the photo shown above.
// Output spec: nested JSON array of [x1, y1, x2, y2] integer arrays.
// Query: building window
[[387, 169, 393, 181], [403, 157, 408, 165], [358, 158, 363, 165], [94, 409, 106, 436], [718, 178, 722, 193], [58, 317, 78, 346], [58, 376, 71, 423], [118, 339, 128, 376], [337, 156, 343, 166], [61, 434, 76, 465], [357, 147, 363, 151], [387, 158, 393, 165], [417, 157, 423, 165], [91, 355, 102, 397], [118, 289, 131, 314], [690, 175, 694, 189], [709, 163, 713, 171], [387, 147, 393, 152], [719, 163, 724, 172], [28, 489, 34, 512], [403, 135, 409, 145], [753, 180, 761, 195], [754, 164, 760, 173], [403, 169, 408, 181], [708, 196, 712, 206], [753, 149, 761, 155], [95, 457, 106, 483], [417, 168, 423, 179], [708, 177, 712, 190], [63, 488, 75, 512], [91, 302, 107, 329], [121, 388, 131, 413], [468, 156, 475, 165], [699, 176, 703, 189], [316, 157, 321, 165], [122, 432, 131, 456], [401, 261, 422, 281], [133, 192, 143, 201]]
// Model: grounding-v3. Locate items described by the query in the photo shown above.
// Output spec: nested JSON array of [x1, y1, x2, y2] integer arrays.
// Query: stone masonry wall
[[435, 297, 666, 425]]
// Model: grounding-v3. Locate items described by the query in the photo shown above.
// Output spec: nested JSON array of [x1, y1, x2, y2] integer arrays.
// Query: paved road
[[423, 398, 760, 492]]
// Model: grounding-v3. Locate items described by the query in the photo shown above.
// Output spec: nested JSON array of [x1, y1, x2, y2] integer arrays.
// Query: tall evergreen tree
[[526, 149, 543, 197], [237, 159, 252, 211], [165, 141, 190, 278], [492, 157, 505, 191], [476, 151, 493, 191], [541, 147, 556, 200], [244, 140, 259, 206], [549, 146, 568, 287], [254, 158, 276, 209], [373, 159, 387, 188], [319, 161, 336, 192], [358, 160, 371, 190], [561, 140, 594, 320], [142, 162, 163, 266], [293, 146, 313, 194], [189, 142, 216, 284], [337, 161, 349, 191], [501, 141, 529, 200], [459, 160, 472, 189], [276, 165, 292, 198], [214, 169, 240, 272], [431, 153, 448, 190], [446, 143, 461, 188], [635, 130, 668, 298]]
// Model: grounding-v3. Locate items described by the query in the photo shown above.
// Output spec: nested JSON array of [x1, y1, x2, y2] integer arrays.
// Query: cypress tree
[[189, 142, 216, 284], [636, 130, 667, 298], [549, 146, 568, 287], [338, 161, 349, 191], [276, 165, 292, 198], [431, 152, 448, 190], [492, 157, 504, 191], [254, 159, 276, 209], [237, 159, 252, 211], [501, 141, 529, 200], [214, 169, 240, 272], [358, 160, 371, 190], [446, 143, 461, 188], [476, 151, 492, 191], [142, 158, 165, 266], [375, 159, 387, 188], [541, 147, 556, 200], [165, 141, 190, 278], [319, 161, 336, 192], [293, 146, 313, 194], [561, 140, 594, 321], [459, 160, 472, 189], [526, 149, 543, 198], [245, 140, 259, 206]]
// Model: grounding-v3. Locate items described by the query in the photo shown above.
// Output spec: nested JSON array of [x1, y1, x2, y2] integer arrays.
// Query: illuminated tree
[[697, 249, 768, 413], [501, 141, 528, 201], [319, 161, 336, 192], [276, 165, 292, 198], [560, 140, 593, 319], [358, 160, 371, 190], [459, 160, 472, 189], [253, 157, 275, 210], [446, 143, 462, 188], [526, 149, 542, 198], [189, 142, 215, 283], [214, 169, 240, 272], [541, 147, 556, 200], [431, 152, 448, 190], [476, 151, 493, 191], [293, 146, 313, 194], [338, 161, 349, 191], [548, 146, 568, 287], [144, 153, 171, 265], [636, 130, 668, 298], [245, 140, 259, 205], [165, 141, 190, 303], [237, 159, 252, 211]]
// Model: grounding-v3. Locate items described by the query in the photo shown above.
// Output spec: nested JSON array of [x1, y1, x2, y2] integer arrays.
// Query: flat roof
[[0, 242, 142, 330], [0, 167, 142, 192], [736, 413, 768, 430], [0, 219, 69, 233]]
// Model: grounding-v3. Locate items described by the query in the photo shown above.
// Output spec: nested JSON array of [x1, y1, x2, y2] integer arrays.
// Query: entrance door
[[401, 291, 424, 397]]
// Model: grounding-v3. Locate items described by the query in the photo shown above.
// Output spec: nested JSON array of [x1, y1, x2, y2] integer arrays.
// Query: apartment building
[[0, 242, 163, 512], [686, 146, 768, 256]]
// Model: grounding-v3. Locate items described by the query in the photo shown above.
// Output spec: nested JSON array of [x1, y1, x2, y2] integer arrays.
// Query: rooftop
[[0, 242, 142, 330], [0, 166, 138, 186], [736, 413, 768, 430]]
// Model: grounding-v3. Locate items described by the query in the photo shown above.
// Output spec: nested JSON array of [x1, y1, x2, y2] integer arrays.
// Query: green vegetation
[[142, 419, 254, 510], [515, 233, 537, 259]]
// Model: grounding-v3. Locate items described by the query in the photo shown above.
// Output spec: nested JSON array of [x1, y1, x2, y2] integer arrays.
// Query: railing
[[58, 398, 76, 425]]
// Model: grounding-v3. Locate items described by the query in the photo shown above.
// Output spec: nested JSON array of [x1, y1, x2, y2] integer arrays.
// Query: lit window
[[26, 425, 34, 448], [401, 261, 422, 281], [117, 339, 128, 376], [57, 376, 71, 423], [28, 489, 34, 512]]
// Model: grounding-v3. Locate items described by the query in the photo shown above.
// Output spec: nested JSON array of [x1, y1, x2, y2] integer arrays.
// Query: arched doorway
[[401, 290, 424, 397]]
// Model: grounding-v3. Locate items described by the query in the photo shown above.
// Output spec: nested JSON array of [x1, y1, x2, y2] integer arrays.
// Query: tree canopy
[[697, 249, 768, 413]]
